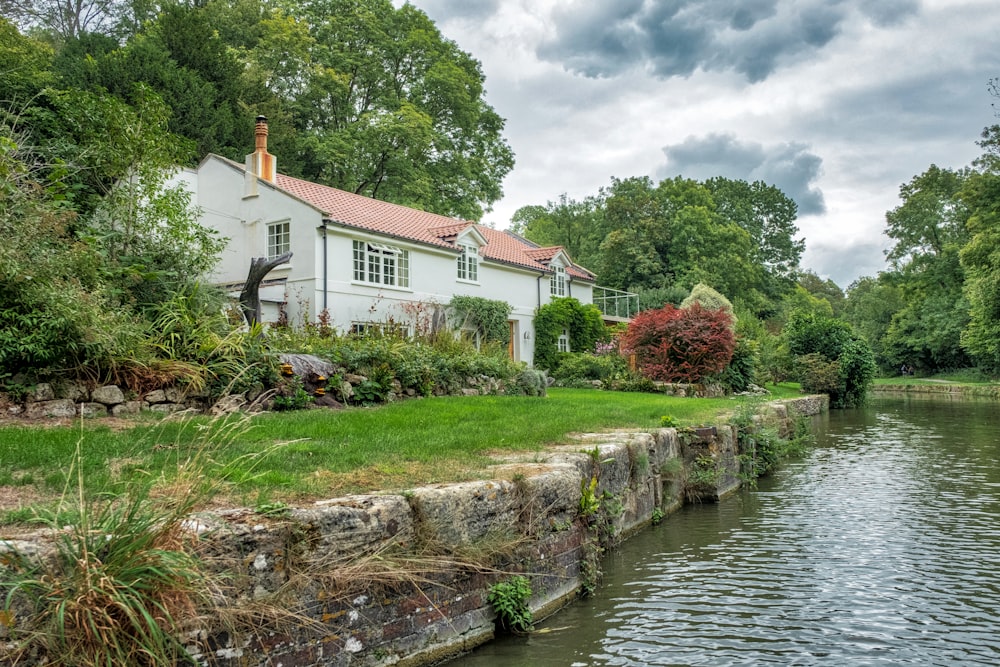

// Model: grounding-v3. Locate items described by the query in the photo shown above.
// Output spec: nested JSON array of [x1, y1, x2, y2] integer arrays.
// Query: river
[[449, 396, 1000, 666]]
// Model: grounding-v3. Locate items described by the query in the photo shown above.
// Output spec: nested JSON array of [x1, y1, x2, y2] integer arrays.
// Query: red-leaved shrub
[[621, 303, 736, 382]]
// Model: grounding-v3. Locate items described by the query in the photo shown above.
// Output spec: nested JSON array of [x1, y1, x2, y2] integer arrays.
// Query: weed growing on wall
[[487, 575, 534, 633]]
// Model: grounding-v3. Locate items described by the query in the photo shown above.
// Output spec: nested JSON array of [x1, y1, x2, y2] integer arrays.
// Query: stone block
[[296, 495, 415, 559], [25, 399, 76, 419], [163, 386, 186, 403], [409, 480, 519, 544], [148, 403, 186, 414], [79, 402, 108, 418], [144, 389, 167, 403], [29, 383, 55, 402], [91, 385, 125, 405], [211, 393, 247, 416], [58, 381, 89, 402], [112, 401, 145, 417]]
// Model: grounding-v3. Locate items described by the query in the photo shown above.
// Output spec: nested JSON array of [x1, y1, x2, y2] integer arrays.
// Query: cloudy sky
[[398, 0, 1000, 288]]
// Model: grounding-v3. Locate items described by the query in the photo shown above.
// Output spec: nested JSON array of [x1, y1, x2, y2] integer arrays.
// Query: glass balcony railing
[[593, 286, 638, 320]]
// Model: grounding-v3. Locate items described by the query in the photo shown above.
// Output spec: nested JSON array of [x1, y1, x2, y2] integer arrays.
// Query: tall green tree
[[509, 194, 603, 268], [248, 0, 514, 220], [704, 177, 804, 300], [842, 275, 904, 372], [959, 126, 1000, 371], [881, 165, 972, 372]]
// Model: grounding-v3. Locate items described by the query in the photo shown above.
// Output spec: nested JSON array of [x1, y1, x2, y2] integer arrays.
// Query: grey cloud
[[805, 239, 888, 288], [539, 0, 918, 82], [859, 0, 920, 27], [659, 133, 827, 215], [409, 0, 501, 21]]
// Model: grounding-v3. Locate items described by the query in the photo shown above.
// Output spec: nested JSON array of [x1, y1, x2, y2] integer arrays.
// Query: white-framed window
[[457, 244, 479, 282], [350, 321, 411, 338], [550, 263, 566, 297], [558, 328, 570, 353], [267, 220, 290, 260], [352, 240, 410, 288]]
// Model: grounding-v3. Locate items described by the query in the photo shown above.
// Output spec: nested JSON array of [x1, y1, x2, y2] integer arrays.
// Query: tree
[[509, 194, 603, 268], [842, 275, 904, 372], [0, 17, 56, 103], [704, 177, 804, 301], [880, 165, 972, 373], [246, 0, 514, 220], [784, 312, 876, 408], [797, 270, 845, 315], [959, 128, 1000, 371]]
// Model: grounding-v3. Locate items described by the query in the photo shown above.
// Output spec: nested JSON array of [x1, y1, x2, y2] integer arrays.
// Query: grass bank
[[0, 385, 803, 525]]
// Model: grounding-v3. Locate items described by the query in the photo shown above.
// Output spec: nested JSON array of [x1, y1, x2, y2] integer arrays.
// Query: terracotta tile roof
[[268, 169, 594, 280]]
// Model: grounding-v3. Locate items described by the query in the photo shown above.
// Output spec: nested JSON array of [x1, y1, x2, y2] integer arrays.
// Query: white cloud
[[404, 0, 1000, 286]]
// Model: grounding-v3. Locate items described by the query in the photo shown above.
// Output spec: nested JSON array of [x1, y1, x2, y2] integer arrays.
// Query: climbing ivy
[[533, 297, 607, 370], [448, 296, 512, 345]]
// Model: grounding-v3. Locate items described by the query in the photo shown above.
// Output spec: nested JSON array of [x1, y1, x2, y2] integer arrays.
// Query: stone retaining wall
[[872, 383, 1000, 399], [0, 396, 827, 667]]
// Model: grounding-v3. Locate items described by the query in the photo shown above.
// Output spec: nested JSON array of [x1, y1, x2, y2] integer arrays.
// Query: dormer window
[[550, 262, 566, 297], [457, 243, 479, 282]]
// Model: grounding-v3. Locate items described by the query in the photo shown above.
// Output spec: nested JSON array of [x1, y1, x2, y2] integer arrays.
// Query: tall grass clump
[[0, 414, 257, 665]]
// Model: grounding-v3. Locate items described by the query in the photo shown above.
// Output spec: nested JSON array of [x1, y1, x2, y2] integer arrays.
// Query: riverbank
[[872, 381, 1000, 399], [1, 395, 827, 667]]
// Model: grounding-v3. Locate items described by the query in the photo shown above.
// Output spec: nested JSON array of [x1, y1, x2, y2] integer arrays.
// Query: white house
[[181, 117, 599, 365]]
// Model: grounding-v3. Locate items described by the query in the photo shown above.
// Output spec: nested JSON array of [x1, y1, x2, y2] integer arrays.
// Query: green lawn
[[0, 385, 804, 523]]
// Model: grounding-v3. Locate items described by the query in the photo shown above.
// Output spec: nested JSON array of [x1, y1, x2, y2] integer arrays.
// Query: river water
[[450, 396, 1000, 666]]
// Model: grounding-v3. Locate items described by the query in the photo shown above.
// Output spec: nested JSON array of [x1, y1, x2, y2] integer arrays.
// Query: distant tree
[[881, 165, 971, 372], [798, 270, 845, 315], [959, 127, 1000, 372], [784, 312, 876, 408], [704, 177, 804, 301], [509, 193, 603, 268], [842, 275, 904, 373]]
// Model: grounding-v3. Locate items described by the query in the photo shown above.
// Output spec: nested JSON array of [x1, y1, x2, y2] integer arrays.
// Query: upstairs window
[[457, 244, 479, 282], [267, 221, 290, 260], [352, 240, 410, 288], [550, 263, 566, 297]]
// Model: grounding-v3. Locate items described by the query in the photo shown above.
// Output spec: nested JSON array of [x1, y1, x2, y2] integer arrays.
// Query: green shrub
[[534, 298, 608, 371], [448, 296, 513, 345], [680, 282, 734, 315], [714, 336, 759, 392], [487, 576, 534, 633], [551, 352, 626, 384], [785, 312, 876, 407]]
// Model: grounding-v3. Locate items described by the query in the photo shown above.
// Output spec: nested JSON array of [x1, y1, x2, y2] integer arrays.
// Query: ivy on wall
[[534, 297, 607, 370], [448, 296, 512, 345]]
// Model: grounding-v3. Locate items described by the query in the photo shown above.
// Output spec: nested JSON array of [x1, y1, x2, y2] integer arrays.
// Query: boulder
[[92, 385, 125, 405], [79, 402, 108, 418], [29, 383, 55, 402], [25, 399, 76, 419]]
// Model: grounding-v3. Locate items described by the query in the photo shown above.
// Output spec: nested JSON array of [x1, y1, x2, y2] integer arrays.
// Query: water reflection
[[450, 398, 1000, 666]]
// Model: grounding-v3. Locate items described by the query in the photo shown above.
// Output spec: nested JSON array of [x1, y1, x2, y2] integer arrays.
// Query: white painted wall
[[183, 155, 597, 365]]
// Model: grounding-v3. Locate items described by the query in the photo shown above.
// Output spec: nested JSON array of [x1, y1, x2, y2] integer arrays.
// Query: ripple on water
[[449, 399, 1000, 667]]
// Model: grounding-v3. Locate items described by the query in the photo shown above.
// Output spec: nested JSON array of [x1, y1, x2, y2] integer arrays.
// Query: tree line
[[841, 125, 1000, 377]]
